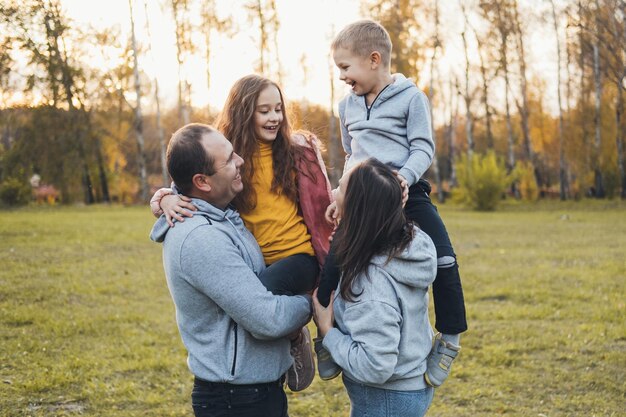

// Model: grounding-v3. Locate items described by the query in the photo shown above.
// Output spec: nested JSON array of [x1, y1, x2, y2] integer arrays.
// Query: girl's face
[[254, 85, 284, 143]]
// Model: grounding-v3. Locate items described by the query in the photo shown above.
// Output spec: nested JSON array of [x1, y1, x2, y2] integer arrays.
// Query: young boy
[[315, 19, 468, 388]]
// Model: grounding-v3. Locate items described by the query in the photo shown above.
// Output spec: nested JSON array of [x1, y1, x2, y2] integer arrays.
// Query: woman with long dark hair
[[313, 158, 438, 417]]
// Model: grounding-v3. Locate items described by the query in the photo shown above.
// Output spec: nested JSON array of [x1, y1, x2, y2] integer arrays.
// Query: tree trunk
[[513, 1, 533, 164], [551, 0, 569, 200], [129, 0, 149, 202], [145, 1, 168, 187], [478, 37, 493, 150], [592, 40, 604, 197], [448, 77, 458, 188], [617, 80, 625, 199], [172, 0, 190, 125], [460, 29, 474, 161], [578, 0, 591, 185], [429, 0, 443, 202], [255, 0, 268, 75]]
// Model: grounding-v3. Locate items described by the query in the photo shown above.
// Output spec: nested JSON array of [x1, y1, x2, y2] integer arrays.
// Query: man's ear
[[192, 173, 212, 193], [369, 51, 382, 69]]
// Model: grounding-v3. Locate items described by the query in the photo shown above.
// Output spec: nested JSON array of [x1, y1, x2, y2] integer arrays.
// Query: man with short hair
[[150, 123, 311, 417]]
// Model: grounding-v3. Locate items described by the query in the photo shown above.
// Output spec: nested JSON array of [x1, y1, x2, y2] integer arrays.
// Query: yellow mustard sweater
[[240, 141, 314, 265]]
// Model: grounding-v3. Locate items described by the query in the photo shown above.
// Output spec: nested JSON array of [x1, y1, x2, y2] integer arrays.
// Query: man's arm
[[180, 226, 311, 340], [398, 90, 435, 186]]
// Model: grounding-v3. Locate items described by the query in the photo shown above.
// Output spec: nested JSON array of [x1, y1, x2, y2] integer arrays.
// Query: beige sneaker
[[424, 333, 460, 387], [287, 326, 315, 391]]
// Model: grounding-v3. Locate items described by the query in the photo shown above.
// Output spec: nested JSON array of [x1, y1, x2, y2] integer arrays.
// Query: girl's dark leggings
[[258, 253, 318, 296], [317, 179, 468, 334]]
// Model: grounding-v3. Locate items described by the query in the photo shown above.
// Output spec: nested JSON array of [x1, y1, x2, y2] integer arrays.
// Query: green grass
[[0, 201, 624, 416]]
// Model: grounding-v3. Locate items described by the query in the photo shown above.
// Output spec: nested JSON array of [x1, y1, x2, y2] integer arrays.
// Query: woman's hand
[[162, 194, 197, 227], [325, 201, 340, 227], [392, 170, 409, 207], [312, 288, 335, 337]]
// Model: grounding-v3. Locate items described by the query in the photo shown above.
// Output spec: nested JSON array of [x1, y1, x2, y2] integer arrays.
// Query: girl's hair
[[215, 74, 299, 213], [334, 158, 414, 302]]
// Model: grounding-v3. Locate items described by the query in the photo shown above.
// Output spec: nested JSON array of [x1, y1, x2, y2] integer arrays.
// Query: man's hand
[[393, 171, 409, 207], [312, 288, 334, 337], [162, 194, 197, 227]]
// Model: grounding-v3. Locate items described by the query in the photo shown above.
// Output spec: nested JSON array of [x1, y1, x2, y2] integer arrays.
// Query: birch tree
[[480, 0, 517, 175], [200, 0, 233, 118], [591, 0, 605, 197], [512, 1, 534, 165], [550, 0, 569, 199], [128, 0, 148, 201], [144, 1, 167, 187], [428, 0, 443, 201], [171, 0, 193, 125], [461, 0, 495, 150]]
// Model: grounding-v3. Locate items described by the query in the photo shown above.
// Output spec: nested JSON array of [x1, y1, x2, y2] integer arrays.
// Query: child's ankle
[[441, 333, 460, 346]]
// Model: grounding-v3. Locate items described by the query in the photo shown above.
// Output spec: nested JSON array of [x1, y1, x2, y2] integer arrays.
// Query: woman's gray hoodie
[[322, 226, 437, 391], [150, 198, 311, 384]]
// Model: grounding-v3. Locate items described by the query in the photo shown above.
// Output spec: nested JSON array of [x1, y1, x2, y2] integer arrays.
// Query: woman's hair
[[215, 74, 298, 213], [334, 158, 414, 302]]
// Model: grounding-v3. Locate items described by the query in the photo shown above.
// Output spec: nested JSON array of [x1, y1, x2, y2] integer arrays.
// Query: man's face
[[202, 131, 244, 208], [333, 47, 375, 97]]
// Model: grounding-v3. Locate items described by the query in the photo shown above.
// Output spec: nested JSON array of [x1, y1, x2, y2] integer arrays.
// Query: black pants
[[258, 253, 318, 296], [192, 377, 288, 417], [318, 179, 468, 334]]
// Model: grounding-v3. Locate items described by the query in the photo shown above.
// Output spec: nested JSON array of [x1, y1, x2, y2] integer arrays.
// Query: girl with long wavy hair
[[313, 158, 438, 417], [150, 75, 334, 393]]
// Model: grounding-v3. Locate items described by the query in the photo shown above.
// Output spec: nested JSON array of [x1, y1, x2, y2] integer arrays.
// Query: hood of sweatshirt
[[370, 226, 437, 289], [150, 198, 241, 243], [348, 73, 416, 108]]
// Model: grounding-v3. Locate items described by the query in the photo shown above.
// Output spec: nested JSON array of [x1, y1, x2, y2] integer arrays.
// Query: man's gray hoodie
[[339, 73, 434, 186], [150, 198, 311, 384], [322, 226, 437, 391]]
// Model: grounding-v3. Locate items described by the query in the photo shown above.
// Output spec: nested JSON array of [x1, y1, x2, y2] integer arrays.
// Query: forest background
[[0, 0, 625, 206]]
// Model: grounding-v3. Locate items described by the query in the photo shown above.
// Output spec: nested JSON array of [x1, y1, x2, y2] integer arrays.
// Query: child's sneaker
[[287, 326, 315, 391], [313, 337, 341, 380], [424, 333, 460, 387]]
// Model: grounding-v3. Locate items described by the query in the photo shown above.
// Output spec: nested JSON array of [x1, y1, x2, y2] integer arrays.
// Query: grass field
[[0, 201, 624, 416]]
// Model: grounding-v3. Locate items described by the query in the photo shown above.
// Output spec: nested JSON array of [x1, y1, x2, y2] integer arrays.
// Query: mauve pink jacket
[[292, 132, 334, 272]]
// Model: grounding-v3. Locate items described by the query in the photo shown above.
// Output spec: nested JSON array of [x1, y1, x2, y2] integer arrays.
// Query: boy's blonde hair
[[331, 19, 392, 67]]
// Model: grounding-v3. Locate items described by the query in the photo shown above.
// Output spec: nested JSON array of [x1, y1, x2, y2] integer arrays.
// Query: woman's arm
[[323, 299, 402, 385]]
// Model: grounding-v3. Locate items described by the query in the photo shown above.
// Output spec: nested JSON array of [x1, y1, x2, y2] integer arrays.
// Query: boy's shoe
[[287, 326, 315, 391], [424, 333, 460, 388], [313, 337, 342, 380]]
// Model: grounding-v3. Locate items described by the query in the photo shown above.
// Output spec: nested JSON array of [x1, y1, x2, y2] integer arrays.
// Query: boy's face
[[333, 47, 376, 97]]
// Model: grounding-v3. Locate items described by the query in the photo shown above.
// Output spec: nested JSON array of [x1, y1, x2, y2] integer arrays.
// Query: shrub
[[514, 161, 539, 201], [452, 151, 513, 211], [0, 177, 31, 206]]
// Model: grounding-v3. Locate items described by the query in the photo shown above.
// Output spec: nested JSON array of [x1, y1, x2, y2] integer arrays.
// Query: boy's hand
[[393, 171, 409, 207], [325, 201, 340, 227], [162, 194, 197, 227]]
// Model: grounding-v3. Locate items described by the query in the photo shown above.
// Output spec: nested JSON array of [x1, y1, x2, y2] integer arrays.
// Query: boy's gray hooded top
[[322, 226, 437, 391], [339, 73, 434, 186], [150, 198, 311, 384]]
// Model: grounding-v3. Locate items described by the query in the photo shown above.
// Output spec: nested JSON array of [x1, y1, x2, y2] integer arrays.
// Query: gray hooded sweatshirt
[[322, 226, 437, 391], [339, 73, 434, 186], [150, 198, 311, 384]]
